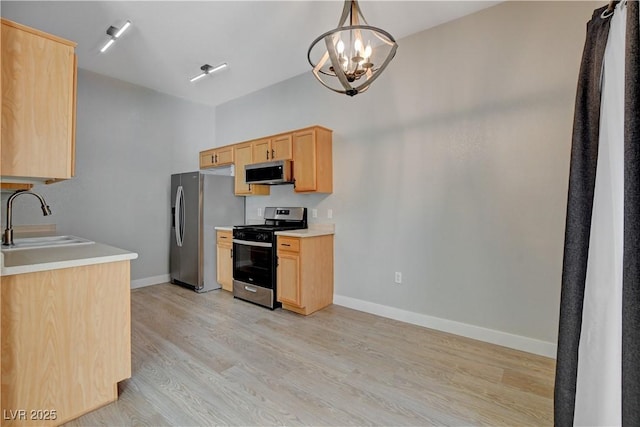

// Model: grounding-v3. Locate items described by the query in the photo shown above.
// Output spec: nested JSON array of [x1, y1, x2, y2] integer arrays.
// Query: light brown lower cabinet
[[216, 230, 233, 292], [277, 235, 334, 315], [0, 261, 131, 427]]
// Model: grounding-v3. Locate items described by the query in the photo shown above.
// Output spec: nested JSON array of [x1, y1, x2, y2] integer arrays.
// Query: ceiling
[[1, 1, 500, 107]]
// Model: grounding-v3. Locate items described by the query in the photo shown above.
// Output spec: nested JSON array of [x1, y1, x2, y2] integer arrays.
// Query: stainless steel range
[[232, 207, 307, 309]]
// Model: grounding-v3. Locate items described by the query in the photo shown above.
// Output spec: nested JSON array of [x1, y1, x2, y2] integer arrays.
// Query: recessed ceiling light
[[190, 63, 228, 82]]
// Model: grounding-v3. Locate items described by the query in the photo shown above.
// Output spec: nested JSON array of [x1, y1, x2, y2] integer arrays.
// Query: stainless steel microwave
[[245, 160, 293, 185]]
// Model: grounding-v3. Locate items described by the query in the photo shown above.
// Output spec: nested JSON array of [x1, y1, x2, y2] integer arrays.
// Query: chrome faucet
[[2, 190, 52, 246]]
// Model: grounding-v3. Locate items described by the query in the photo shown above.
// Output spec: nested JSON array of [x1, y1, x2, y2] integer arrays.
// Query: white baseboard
[[333, 294, 557, 358], [131, 274, 170, 289]]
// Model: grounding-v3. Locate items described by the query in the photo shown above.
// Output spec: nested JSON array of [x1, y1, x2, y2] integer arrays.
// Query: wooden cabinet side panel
[[1, 23, 75, 179], [315, 128, 333, 193], [70, 53, 77, 177], [299, 235, 334, 314], [1, 261, 131, 427]]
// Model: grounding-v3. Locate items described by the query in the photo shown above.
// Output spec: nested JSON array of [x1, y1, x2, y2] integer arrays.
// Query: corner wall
[[1, 69, 215, 281], [214, 1, 597, 356]]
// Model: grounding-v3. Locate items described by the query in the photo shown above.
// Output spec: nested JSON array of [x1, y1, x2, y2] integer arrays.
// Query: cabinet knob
[[211, 155, 214, 163], [271, 149, 275, 159], [266, 149, 269, 160]]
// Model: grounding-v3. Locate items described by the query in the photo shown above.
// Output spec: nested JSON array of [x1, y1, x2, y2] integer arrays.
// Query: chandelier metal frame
[[307, 0, 398, 96]]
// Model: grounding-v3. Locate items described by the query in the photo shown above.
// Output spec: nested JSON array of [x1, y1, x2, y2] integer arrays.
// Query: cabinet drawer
[[277, 237, 300, 252], [217, 230, 232, 245]]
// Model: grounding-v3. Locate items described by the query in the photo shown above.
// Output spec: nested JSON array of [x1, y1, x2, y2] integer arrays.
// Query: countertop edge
[[275, 229, 335, 238], [1, 244, 139, 276]]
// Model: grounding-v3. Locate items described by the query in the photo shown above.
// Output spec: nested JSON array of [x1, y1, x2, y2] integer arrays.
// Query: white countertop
[[1, 242, 138, 276], [214, 223, 335, 238], [275, 223, 335, 238]]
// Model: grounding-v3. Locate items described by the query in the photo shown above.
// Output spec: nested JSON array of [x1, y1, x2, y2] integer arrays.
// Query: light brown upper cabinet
[[251, 134, 293, 163], [1, 18, 77, 181], [233, 142, 269, 196], [292, 126, 333, 193], [199, 125, 332, 196], [200, 145, 234, 169]]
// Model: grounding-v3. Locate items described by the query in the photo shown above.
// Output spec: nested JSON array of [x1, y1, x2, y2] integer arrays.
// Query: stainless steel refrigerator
[[170, 171, 244, 292]]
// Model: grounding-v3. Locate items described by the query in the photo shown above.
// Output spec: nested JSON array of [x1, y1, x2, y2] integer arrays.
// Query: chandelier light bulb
[[354, 38, 362, 55], [364, 42, 372, 59], [336, 39, 345, 54]]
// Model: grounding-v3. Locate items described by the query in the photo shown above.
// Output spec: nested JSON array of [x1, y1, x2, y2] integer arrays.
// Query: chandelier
[[307, 0, 398, 97]]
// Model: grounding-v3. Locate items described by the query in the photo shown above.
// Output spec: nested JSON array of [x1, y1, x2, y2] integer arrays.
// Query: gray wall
[[2, 69, 214, 280], [1, 1, 598, 352], [215, 1, 596, 347]]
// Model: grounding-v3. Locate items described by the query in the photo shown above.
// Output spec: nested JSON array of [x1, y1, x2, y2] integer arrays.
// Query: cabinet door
[[200, 150, 216, 168], [292, 129, 317, 192], [216, 243, 233, 291], [215, 146, 234, 166], [277, 251, 301, 307], [1, 20, 76, 179], [251, 138, 271, 163], [233, 142, 269, 196], [271, 134, 292, 160], [234, 143, 253, 194]]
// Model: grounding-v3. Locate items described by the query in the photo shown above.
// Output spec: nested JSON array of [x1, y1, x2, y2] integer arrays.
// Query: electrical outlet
[[312, 209, 318, 218], [327, 209, 333, 219], [257, 208, 262, 217], [395, 272, 402, 284]]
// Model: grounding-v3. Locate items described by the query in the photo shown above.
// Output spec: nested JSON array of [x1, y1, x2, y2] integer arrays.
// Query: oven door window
[[233, 242, 273, 288]]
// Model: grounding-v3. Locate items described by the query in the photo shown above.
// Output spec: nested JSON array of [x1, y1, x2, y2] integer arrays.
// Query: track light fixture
[[100, 20, 131, 53], [189, 63, 228, 83]]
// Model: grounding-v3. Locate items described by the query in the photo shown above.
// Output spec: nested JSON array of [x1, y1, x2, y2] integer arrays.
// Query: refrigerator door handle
[[175, 185, 185, 247]]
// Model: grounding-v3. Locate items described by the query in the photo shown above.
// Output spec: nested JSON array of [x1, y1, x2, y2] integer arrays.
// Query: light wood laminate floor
[[64, 283, 555, 426]]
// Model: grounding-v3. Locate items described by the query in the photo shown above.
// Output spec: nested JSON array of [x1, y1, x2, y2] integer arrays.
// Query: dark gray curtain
[[555, 2, 640, 426]]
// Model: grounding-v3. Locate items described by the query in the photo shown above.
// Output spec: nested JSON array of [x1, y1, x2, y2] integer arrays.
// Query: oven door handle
[[232, 239, 272, 248]]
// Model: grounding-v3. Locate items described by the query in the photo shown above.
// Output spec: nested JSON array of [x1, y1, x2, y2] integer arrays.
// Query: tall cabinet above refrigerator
[[170, 171, 245, 292]]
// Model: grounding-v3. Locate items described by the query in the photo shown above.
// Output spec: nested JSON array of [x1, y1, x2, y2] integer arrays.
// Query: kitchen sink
[[1, 235, 95, 251]]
